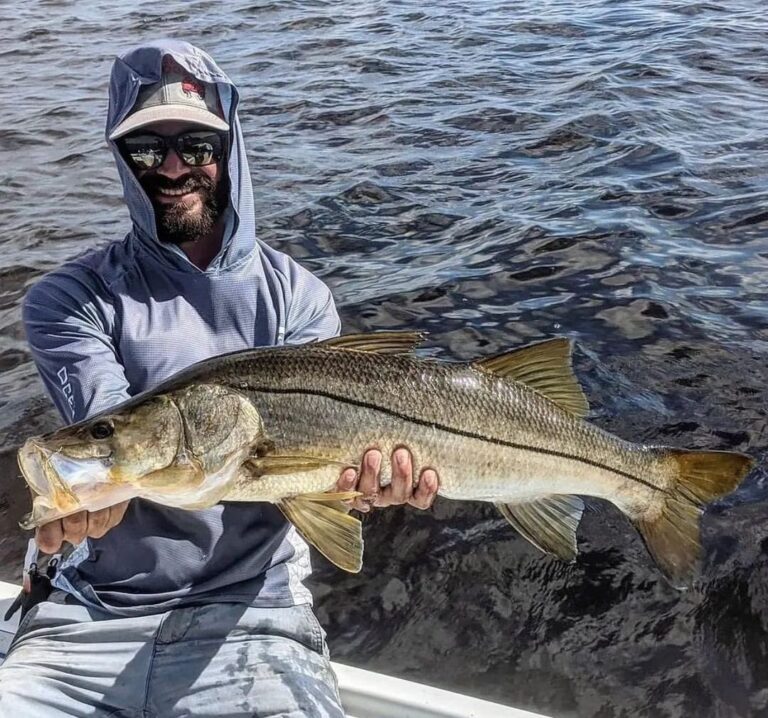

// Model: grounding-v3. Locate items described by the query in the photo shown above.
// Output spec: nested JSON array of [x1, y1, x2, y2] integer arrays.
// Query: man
[[0, 40, 438, 716]]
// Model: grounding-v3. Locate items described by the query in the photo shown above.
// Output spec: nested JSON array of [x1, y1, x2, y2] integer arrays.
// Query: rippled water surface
[[2, 1, 768, 716]]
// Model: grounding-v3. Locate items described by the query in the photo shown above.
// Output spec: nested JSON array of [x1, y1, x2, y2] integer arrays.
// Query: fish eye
[[90, 421, 114, 440]]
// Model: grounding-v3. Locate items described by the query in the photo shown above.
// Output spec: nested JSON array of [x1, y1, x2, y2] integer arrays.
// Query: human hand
[[336, 448, 439, 512], [35, 501, 131, 553]]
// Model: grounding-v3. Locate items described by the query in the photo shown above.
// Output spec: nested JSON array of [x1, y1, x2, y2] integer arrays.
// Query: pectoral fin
[[245, 454, 346, 477], [278, 492, 364, 572], [496, 494, 585, 561]]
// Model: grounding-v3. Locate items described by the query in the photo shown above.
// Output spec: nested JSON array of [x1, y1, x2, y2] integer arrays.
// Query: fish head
[[18, 394, 187, 527]]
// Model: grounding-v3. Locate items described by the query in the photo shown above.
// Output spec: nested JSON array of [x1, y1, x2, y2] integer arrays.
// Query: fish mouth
[[18, 439, 121, 530], [18, 439, 113, 510]]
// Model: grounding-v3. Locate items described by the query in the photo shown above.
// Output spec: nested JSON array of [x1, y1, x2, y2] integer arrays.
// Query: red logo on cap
[[181, 75, 205, 99], [161, 57, 206, 99]]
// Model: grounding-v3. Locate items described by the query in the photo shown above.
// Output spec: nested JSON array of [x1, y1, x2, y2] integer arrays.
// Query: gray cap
[[109, 57, 229, 140]]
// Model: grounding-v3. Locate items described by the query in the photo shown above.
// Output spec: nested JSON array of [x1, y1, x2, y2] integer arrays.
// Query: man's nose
[[156, 147, 187, 178]]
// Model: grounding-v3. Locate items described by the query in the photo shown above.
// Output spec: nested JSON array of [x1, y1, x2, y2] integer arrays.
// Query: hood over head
[[107, 40, 256, 273]]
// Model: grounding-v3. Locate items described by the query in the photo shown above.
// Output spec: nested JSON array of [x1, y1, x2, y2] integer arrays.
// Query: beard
[[141, 172, 228, 246]]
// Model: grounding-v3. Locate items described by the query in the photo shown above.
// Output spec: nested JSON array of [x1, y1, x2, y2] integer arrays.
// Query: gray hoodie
[[22, 40, 340, 615]]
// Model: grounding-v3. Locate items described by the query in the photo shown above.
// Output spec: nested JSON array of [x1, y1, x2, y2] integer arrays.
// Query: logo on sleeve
[[57, 367, 76, 419]]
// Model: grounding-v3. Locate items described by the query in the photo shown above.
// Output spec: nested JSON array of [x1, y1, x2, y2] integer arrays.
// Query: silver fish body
[[225, 348, 658, 515]]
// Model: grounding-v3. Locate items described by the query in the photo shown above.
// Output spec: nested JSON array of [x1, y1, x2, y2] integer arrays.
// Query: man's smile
[[154, 188, 201, 203]]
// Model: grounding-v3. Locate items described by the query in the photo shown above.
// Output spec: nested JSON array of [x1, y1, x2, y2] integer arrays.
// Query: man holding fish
[[1, 36, 754, 718], [0, 40, 437, 717]]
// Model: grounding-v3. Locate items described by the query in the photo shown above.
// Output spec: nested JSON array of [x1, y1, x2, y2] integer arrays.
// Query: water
[[1, 1, 768, 715]]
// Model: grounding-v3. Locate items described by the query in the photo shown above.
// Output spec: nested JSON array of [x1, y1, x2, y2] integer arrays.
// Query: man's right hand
[[35, 501, 131, 553]]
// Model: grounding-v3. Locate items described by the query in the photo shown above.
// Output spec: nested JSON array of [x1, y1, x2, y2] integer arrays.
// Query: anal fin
[[279, 492, 363, 572], [496, 494, 585, 562]]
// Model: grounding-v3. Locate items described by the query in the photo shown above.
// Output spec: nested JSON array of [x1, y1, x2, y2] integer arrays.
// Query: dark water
[[2, 1, 768, 716]]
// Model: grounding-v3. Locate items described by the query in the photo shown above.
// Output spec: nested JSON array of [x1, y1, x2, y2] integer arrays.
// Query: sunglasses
[[118, 130, 226, 171]]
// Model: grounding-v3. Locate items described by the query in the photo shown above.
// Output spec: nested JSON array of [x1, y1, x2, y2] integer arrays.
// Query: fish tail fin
[[634, 449, 753, 589]]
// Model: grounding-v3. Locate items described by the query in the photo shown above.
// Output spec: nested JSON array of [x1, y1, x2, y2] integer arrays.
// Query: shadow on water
[[2, 0, 768, 715]]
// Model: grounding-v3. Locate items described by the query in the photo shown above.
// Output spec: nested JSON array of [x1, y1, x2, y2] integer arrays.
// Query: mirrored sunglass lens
[[130, 150, 164, 170], [123, 136, 165, 170], [178, 133, 222, 166]]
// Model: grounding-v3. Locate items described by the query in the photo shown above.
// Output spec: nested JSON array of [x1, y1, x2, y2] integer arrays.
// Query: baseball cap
[[109, 56, 229, 141]]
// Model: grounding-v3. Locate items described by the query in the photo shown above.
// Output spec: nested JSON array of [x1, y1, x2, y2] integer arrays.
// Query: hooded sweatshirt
[[21, 40, 341, 615]]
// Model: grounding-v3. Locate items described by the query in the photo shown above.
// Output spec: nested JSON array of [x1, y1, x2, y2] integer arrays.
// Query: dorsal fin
[[319, 331, 427, 355], [474, 338, 589, 418]]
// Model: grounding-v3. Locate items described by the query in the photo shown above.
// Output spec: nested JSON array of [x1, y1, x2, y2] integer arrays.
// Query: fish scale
[[217, 347, 659, 506]]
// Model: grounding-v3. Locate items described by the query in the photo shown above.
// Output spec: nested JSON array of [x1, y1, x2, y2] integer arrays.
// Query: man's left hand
[[336, 448, 439, 511]]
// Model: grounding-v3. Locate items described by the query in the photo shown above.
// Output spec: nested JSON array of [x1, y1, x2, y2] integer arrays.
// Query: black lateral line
[[237, 385, 664, 494]]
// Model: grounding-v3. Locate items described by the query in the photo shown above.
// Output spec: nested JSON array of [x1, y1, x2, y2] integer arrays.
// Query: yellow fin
[[245, 454, 346, 477], [496, 494, 585, 561], [295, 491, 363, 502], [475, 338, 589, 418], [634, 448, 753, 589], [318, 331, 427, 354], [278, 492, 363, 572]]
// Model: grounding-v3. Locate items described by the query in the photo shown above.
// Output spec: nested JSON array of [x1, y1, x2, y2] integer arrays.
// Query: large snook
[[17, 332, 754, 587]]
